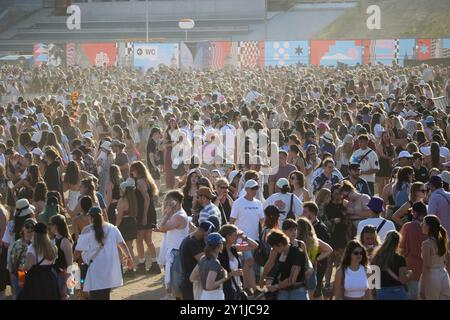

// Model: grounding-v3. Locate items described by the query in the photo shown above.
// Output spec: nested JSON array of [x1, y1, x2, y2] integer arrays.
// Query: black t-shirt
[[414, 166, 429, 183], [380, 253, 406, 287], [179, 235, 205, 276], [313, 220, 330, 244], [344, 177, 371, 196], [278, 246, 306, 284], [146, 138, 159, 168]]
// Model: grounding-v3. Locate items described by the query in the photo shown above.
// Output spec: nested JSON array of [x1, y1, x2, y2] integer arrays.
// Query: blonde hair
[[33, 232, 57, 261], [215, 177, 229, 189], [296, 217, 319, 255], [315, 188, 331, 207]]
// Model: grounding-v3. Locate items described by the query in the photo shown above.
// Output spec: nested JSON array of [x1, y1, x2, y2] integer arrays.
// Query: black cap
[[412, 201, 427, 214], [349, 162, 361, 170], [34, 222, 47, 234]]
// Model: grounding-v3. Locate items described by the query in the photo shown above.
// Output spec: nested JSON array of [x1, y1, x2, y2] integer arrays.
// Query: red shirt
[[399, 221, 427, 281]]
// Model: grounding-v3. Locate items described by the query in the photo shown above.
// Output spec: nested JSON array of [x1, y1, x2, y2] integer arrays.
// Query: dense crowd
[[0, 62, 450, 300]]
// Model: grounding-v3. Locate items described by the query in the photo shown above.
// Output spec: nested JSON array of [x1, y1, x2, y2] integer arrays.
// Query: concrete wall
[[76, 0, 266, 21]]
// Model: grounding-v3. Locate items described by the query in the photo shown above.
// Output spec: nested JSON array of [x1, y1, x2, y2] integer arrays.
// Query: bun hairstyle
[[424, 215, 449, 257]]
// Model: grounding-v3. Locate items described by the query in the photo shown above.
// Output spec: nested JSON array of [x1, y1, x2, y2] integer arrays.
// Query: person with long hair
[[17, 222, 59, 300], [181, 168, 201, 217], [218, 224, 257, 300], [116, 178, 138, 276], [96, 141, 114, 198], [105, 164, 122, 225], [189, 232, 230, 300], [335, 134, 354, 178], [164, 118, 178, 189], [38, 196, 60, 225], [423, 141, 445, 170], [32, 181, 47, 215], [296, 217, 333, 300], [359, 225, 381, 262], [75, 207, 133, 300], [419, 215, 450, 300], [63, 161, 81, 213], [288, 171, 311, 203], [333, 240, 372, 300], [67, 178, 107, 220], [399, 201, 428, 300], [265, 229, 309, 300], [214, 178, 234, 225], [376, 131, 395, 195], [392, 182, 427, 227], [146, 127, 163, 182], [49, 214, 73, 300], [13, 164, 42, 195], [130, 161, 160, 274], [371, 231, 411, 300], [392, 166, 414, 214]]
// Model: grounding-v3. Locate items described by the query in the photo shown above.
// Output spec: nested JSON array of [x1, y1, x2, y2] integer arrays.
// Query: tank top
[[54, 237, 68, 271], [393, 183, 409, 208], [165, 210, 190, 251], [112, 185, 120, 201], [344, 265, 369, 298]]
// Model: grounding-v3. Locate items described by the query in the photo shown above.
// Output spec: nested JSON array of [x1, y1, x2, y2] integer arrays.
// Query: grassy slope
[[315, 0, 450, 39]]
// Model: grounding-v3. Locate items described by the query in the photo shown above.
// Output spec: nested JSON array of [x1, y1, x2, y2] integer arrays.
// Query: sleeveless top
[[165, 210, 189, 252], [344, 265, 369, 298], [54, 236, 68, 271], [112, 185, 120, 201], [393, 182, 409, 208]]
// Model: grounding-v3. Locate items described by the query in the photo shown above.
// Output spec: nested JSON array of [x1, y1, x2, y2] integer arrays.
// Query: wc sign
[[135, 45, 158, 61]]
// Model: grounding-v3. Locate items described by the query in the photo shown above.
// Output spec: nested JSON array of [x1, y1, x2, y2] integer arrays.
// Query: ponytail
[[89, 207, 105, 244], [437, 226, 449, 257]]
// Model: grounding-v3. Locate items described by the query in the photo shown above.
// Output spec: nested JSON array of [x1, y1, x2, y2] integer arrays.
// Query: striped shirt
[[199, 203, 222, 225]]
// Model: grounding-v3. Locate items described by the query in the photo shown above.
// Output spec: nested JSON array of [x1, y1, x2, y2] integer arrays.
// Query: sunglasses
[[219, 186, 229, 190], [352, 250, 363, 256], [24, 224, 34, 230], [419, 189, 427, 193], [250, 186, 259, 190]]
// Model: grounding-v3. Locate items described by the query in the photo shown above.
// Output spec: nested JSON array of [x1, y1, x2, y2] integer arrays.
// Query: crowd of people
[[0, 61, 450, 300]]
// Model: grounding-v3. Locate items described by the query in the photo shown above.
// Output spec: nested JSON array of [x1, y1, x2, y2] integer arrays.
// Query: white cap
[[83, 131, 93, 139], [100, 141, 112, 152], [419, 80, 426, 86], [120, 177, 136, 191], [276, 178, 289, 189], [244, 179, 259, 189], [322, 132, 334, 144], [31, 148, 43, 157], [228, 170, 240, 183], [398, 151, 413, 159]]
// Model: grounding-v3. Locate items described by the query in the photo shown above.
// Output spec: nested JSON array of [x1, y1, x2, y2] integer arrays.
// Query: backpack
[[254, 224, 271, 267]]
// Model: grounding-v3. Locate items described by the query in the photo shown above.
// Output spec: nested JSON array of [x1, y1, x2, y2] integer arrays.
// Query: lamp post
[[146, 0, 149, 42], [179, 19, 195, 42]]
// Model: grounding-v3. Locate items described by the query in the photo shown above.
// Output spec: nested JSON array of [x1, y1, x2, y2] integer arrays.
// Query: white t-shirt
[[264, 192, 303, 226], [351, 148, 380, 183], [374, 124, 384, 139], [357, 217, 396, 243], [1, 221, 14, 246], [75, 223, 125, 292], [230, 197, 264, 241], [27, 244, 56, 266]]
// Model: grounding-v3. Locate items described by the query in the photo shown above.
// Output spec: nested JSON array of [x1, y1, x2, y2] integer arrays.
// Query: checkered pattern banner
[[238, 41, 262, 69]]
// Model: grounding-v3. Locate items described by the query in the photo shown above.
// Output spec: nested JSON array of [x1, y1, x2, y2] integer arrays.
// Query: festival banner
[[34, 43, 48, 66], [133, 43, 179, 71], [310, 40, 363, 66], [264, 41, 309, 66]]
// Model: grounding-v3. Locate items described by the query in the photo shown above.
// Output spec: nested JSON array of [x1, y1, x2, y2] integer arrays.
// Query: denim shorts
[[277, 287, 308, 300], [306, 270, 317, 291], [376, 286, 408, 300]]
